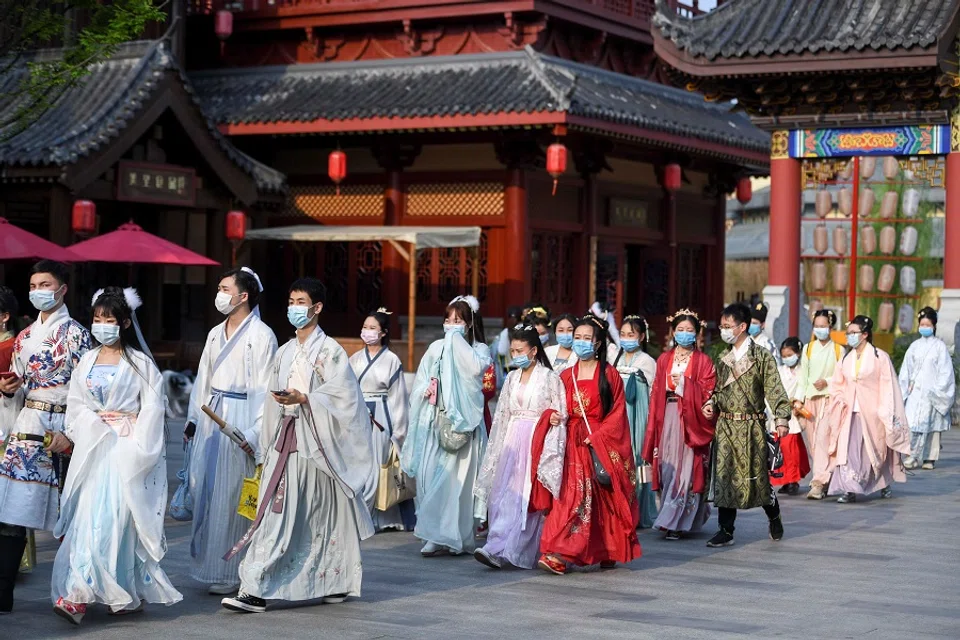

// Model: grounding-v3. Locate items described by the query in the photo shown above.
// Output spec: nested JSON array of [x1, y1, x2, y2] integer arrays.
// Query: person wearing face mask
[[607, 314, 658, 528], [185, 267, 277, 596], [748, 302, 781, 367], [51, 288, 181, 625], [222, 277, 377, 614], [899, 307, 954, 471], [348, 308, 411, 532], [707, 303, 791, 548], [525, 306, 552, 347], [0, 260, 91, 615], [825, 316, 910, 504], [536, 314, 640, 575], [642, 310, 716, 541], [473, 325, 565, 569], [402, 295, 492, 557], [769, 338, 810, 497], [545, 313, 578, 373], [792, 309, 843, 500]]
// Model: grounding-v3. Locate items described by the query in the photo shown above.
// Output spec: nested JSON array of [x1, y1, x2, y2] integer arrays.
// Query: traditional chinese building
[[654, 0, 960, 348], [184, 0, 766, 343]]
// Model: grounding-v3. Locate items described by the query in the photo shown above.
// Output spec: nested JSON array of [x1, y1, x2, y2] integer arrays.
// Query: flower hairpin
[[666, 308, 699, 323], [377, 307, 393, 315]]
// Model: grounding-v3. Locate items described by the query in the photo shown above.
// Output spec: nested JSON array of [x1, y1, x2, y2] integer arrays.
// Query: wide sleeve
[[639, 352, 657, 390], [795, 347, 812, 402], [474, 371, 515, 506], [400, 344, 438, 477], [438, 333, 487, 434], [928, 342, 956, 418], [242, 327, 278, 457], [186, 335, 213, 426], [878, 352, 911, 455], [537, 370, 568, 499], [63, 353, 109, 445], [497, 328, 510, 357], [257, 350, 282, 464], [678, 352, 717, 449], [898, 345, 914, 399], [760, 350, 791, 426], [387, 356, 410, 447], [0, 333, 26, 440]]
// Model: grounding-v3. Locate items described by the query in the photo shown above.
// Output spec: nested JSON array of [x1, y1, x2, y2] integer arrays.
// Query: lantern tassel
[[336, 185, 340, 197], [552, 179, 557, 196]]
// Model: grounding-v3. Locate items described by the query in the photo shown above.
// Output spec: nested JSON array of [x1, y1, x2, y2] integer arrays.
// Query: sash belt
[[720, 412, 765, 421], [24, 400, 66, 414], [224, 415, 298, 561]]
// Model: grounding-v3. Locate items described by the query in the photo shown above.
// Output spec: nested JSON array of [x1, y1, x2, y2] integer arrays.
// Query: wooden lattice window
[[677, 245, 705, 313], [287, 184, 384, 219], [407, 183, 503, 217], [531, 231, 576, 310], [416, 232, 489, 312]]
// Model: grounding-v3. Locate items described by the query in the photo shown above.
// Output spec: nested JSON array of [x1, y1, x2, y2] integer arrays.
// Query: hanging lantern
[[328, 149, 347, 196], [546, 142, 567, 196], [225, 210, 246, 242], [71, 200, 96, 235], [736, 177, 752, 204], [663, 163, 681, 192], [215, 10, 233, 41]]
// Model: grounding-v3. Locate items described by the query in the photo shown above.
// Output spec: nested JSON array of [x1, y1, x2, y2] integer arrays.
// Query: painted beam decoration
[[788, 126, 950, 158]]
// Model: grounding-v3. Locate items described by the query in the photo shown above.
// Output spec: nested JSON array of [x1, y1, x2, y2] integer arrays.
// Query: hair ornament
[[667, 308, 699, 323], [240, 266, 264, 292], [451, 294, 480, 313], [376, 307, 393, 315]]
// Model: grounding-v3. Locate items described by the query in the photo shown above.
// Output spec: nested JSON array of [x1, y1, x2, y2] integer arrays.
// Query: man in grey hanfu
[[222, 278, 377, 613]]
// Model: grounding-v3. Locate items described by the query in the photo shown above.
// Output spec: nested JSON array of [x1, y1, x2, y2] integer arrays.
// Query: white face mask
[[360, 329, 381, 345], [720, 328, 739, 345], [215, 292, 240, 316], [92, 323, 121, 346], [813, 327, 831, 341]]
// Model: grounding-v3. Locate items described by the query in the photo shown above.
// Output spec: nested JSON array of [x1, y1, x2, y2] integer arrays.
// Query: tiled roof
[[654, 0, 960, 61], [0, 41, 285, 194], [190, 47, 769, 155]]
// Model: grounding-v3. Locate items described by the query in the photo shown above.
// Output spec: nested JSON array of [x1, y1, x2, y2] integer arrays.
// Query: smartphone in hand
[[271, 390, 290, 397]]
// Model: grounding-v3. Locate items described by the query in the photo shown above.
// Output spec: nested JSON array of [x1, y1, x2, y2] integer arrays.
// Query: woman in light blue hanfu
[[402, 295, 492, 557]]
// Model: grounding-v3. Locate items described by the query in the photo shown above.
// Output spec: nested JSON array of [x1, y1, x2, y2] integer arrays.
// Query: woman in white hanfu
[[349, 308, 411, 531], [186, 267, 277, 594], [544, 313, 579, 374], [52, 288, 181, 625], [222, 278, 377, 614], [402, 295, 492, 557], [899, 307, 956, 470], [474, 325, 565, 569]]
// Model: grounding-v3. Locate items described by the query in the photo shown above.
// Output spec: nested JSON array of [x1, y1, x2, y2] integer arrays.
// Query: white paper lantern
[[900, 266, 917, 295], [898, 303, 915, 334], [899, 226, 918, 256], [902, 188, 920, 218]]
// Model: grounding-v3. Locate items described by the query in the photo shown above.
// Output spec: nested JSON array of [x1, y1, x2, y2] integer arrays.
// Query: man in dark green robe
[[704, 303, 791, 547]]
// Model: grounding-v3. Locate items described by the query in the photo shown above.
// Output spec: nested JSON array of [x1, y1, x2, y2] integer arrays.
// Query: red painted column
[[504, 167, 529, 307], [382, 169, 405, 336], [576, 172, 598, 310], [945, 152, 960, 289], [666, 190, 678, 314], [768, 149, 802, 336]]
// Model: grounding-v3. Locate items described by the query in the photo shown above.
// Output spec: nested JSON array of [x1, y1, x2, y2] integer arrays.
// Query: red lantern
[[215, 10, 233, 41], [225, 210, 246, 242], [663, 163, 681, 192], [328, 149, 347, 196], [546, 143, 567, 196], [736, 177, 752, 204], [71, 200, 96, 235]]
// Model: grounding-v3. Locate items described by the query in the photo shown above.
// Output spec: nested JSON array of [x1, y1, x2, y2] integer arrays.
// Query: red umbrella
[[67, 221, 219, 266], [0, 217, 80, 262]]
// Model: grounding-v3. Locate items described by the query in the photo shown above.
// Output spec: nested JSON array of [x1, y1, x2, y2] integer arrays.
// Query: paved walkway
[[11, 429, 960, 639]]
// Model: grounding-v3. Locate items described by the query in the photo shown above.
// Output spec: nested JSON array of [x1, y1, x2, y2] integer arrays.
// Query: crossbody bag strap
[[571, 372, 593, 436]]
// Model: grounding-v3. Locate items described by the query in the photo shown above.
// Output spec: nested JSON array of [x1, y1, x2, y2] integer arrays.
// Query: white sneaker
[[209, 582, 240, 595], [322, 593, 349, 604], [903, 457, 919, 470], [421, 541, 442, 557], [474, 547, 502, 569]]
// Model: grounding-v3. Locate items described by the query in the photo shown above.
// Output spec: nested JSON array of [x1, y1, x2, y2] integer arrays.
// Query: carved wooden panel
[[287, 184, 384, 219], [407, 182, 503, 217]]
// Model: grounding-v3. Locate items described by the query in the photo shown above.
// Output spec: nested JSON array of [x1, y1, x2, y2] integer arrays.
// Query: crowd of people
[[0, 260, 954, 624]]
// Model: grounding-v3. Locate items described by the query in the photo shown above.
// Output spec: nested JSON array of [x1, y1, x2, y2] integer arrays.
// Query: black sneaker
[[769, 515, 784, 541], [706, 529, 735, 548], [664, 530, 681, 541], [222, 592, 266, 613]]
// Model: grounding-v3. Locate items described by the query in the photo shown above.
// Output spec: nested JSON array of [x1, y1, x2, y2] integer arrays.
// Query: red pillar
[[382, 169, 405, 336], [504, 168, 529, 307], [576, 172, 598, 309], [945, 152, 960, 289], [666, 190, 678, 314], [768, 152, 802, 336]]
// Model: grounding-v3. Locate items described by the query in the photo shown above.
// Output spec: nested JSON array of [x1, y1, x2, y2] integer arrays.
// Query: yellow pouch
[[237, 464, 262, 521], [19, 530, 36, 574]]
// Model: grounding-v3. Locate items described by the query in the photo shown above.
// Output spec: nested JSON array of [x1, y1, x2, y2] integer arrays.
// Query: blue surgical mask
[[748, 323, 762, 337], [556, 334, 574, 349], [813, 327, 831, 341], [444, 324, 466, 337], [511, 354, 532, 370], [846, 333, 860, 348], [29, 287, 61, 312], [287, 305, 313, 329], [620, 339, 640, 353], [919, 326, 934, 338], [783, 354, 799, 368], [572, 339, 596, 360], [91, 323, 120, 346], [673, 330, 697, 348], [539, 333, 550, 345]]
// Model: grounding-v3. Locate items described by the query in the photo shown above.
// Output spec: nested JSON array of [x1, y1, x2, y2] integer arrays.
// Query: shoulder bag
[[572, 372, 612, 487]]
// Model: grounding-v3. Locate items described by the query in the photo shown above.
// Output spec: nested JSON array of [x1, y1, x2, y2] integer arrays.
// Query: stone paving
[[10, 429, 960, 639]]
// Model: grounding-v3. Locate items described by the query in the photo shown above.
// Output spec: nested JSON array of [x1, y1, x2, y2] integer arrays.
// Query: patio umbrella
[[0, 217, 80, 262], [67, 221, 219, 266]]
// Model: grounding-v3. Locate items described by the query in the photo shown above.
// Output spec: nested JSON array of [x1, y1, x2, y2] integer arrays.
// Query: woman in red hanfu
[[642, 309, 716, 541], [536, 314, 640, 574]]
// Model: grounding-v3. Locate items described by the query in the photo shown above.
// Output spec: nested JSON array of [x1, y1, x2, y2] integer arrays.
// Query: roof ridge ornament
[[521, 45, 572, 111]]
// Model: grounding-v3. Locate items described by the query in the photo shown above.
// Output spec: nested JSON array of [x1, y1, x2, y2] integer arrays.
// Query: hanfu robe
[[474, 363, 565, 568], [711, 341, 791, 510], [751, 333, 782, 367], [349, 346, 410, 531], [607, 344, 658, 528], [769, 363, 810, 486], [402, 331, 492, 553], [0, 305, 90, 531], [794, 339, 844, 487], [545, 344, 578, 374], [898, 336, 955, 463], [827, 346, 910, 495], [187, 312, 277, 584], [52, 348, 181, 609], [539, 363, 641, 566], [233, 328, 377, 602]]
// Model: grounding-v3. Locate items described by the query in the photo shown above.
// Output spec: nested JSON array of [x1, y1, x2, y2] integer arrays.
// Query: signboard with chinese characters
[[609, 198, 657, 229], [116, 161, 197, 206]]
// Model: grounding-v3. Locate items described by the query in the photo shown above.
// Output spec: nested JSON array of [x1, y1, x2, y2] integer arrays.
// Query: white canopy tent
[[245, 225, 483, 369]]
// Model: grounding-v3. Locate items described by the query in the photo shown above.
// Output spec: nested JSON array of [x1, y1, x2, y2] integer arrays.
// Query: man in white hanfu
[[186, 267, 277, 595], [222, 278, 377, 614], [0, 260, 91, 614]]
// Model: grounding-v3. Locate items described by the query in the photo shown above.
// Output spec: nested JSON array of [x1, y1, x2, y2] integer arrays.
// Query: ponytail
[[576, 314, 613, 418]]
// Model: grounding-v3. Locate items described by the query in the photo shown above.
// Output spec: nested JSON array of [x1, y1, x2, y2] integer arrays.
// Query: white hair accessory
[[240, 266, 264, 292], [90, 287, 151, 360], [451, 294, 480, 313], [123, 287, 143, 312]]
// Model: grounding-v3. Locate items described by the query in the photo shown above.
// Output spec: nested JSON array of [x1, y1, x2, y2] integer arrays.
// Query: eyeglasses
[[719, 324, 741, 331]]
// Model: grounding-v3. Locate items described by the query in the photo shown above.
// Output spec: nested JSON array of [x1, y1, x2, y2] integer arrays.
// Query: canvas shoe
[[474, 548, 502, 569], [209, 582, 240, 595], [322, 594, 349, 604], [903, 456, 919, 470], [54, 598, 86, 625], [706, 529, 735, 547], [221, 592, 266, 613], [921, 461, 935, 470], [837, 492, 856, 503]]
